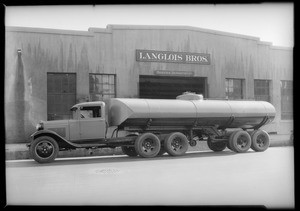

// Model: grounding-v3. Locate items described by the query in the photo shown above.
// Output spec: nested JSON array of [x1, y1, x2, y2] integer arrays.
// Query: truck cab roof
[[71, 101, 105, 110]]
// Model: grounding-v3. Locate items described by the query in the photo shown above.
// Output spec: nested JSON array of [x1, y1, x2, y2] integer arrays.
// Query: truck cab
[[36, 101, 107, 142], [69, 101, 107, 141]]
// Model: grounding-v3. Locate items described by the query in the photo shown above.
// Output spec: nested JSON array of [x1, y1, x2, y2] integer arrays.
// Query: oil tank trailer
[[28, 92, 276, 163]]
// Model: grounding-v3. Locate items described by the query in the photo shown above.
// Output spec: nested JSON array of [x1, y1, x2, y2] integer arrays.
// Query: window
[[225, 78, 244, 100], [281, 80, 293, 120], [79, 106, 101, 119], [47, 73, 76, 120], [254, 80, 271, 102], [89, 74, 116, 101]]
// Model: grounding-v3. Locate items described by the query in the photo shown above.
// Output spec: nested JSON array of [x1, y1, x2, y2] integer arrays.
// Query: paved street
[[6, 147, 294, 208]]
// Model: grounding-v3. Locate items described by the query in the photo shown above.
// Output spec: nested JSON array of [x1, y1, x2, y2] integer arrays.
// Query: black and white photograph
[[4, 3, 294, 208]]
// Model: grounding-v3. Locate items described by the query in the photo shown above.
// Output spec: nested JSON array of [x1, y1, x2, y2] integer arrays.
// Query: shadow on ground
[[6, 149, 259, 168]]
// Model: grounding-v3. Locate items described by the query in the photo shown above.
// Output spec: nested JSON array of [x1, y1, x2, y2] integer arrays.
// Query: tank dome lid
[[176, 92, 204, 101]]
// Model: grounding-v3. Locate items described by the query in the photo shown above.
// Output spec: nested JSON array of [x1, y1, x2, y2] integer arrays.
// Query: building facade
[[5, 25, 293, 143]]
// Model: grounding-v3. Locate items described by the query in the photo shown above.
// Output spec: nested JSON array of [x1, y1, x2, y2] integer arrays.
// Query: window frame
[[280, 80, 293, 120], [47, 72, 77, 120], [225, 78, 245, 100], [89, 73, 116, 101], [254, 79, 271, 103]]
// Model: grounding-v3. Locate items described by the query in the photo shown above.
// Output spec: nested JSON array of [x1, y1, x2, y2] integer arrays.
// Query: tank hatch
[[176, 92, 204, 101]]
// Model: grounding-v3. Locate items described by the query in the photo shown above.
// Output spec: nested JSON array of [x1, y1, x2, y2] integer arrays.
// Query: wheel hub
[[237, 135, 248, 148], [172, 138, 182, 151], [142, 139, 156, 152], [257, 135, 266, 147], [36, 141, 54, 158]]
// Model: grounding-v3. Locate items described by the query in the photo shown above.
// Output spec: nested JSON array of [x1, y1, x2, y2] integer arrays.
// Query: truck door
[[69, 107, 80, 141], [79, 105, 106, 140]]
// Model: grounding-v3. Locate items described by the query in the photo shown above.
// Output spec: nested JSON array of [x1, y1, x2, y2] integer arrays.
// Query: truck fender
[[30, 129, 77, 149]]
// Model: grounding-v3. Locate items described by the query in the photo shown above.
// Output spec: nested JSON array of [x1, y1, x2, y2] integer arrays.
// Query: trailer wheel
[[157, 147, 166, 156], [229, 130, 252, 153], [247, 130, 256, 137], [164, 132, 189, 156], [29, 136, 59, 163], [207, 137, 227, 152], [134, 133, 161, 158], [227, 141, 232, 151], [250, 130, 270, 152], [227, 131, 238, 151]]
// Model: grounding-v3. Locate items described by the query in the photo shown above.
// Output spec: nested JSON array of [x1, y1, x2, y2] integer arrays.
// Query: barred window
[[254, 80, 271, 103], [281, 80, 293, 120], [89, 74, 116, 101], [225, 78, 244, 100]]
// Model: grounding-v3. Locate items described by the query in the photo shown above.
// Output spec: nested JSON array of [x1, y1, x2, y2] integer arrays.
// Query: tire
[[164, 132, 189, 156], [229, 130, 252, 153], [226, 141, 232, 151], [207, 137, 227, 152], [121, 146, 138, 157], [134, 133, 161, 158], [247, 130, 256, 138], [227, 131, 238, 151], [29, 136, 59, 163], [122, 134, 138, 157], [157, 147, 166, 156], [250, 130, 270, 152]]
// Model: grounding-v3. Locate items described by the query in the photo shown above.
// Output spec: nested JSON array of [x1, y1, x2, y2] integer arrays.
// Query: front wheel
[[29, 136, 59, 163]]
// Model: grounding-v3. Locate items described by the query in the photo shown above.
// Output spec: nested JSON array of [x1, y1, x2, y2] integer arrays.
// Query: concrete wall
[[108, 25, 261, 100], [5, 25, 293, 143]]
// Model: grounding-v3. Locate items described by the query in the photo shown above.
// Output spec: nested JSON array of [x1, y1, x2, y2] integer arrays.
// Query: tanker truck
[[28, 92, 276, 163]]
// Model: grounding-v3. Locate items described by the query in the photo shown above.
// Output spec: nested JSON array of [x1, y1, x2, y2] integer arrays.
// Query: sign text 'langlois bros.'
[[136, 49, 210, 65]]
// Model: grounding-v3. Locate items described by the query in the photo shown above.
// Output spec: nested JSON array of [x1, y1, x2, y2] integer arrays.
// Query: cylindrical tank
[[108, 93, 276, 130]]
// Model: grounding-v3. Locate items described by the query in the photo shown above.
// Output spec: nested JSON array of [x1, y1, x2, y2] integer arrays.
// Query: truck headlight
[[36, 122, 44, 131]]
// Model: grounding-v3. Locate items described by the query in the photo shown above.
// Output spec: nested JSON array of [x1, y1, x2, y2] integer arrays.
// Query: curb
[[5, 137, 293, 161]]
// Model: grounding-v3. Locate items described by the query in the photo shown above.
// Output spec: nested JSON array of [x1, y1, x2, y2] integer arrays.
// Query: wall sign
[[136, 49, 210, 65], [154, 70, 194, 77]]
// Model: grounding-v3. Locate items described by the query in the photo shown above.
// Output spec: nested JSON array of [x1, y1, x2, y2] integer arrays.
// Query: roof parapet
[[106, 24, 261, 42], [6, 26, 94, 37]]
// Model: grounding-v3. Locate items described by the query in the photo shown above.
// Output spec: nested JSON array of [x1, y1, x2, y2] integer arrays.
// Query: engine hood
[[41, 119, 69, 127], [40, 119, 69, 138]]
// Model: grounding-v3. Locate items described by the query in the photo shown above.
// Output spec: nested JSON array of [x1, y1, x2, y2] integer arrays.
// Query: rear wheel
[[157, 147, 166, 156], [134, 133, 161, 158], [121, 146, 138, 157], [207, 137, 227, 152], [250, 130, 270, 152], [227, 131, 238, 151], [30, 136, 59, 163], [122, 134, 138, 157], [164, 132, 189, 156], [229, 130, 252, 153]]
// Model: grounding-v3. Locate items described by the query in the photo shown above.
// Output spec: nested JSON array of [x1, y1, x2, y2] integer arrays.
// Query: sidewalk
[[5, 134, 293, 160]]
